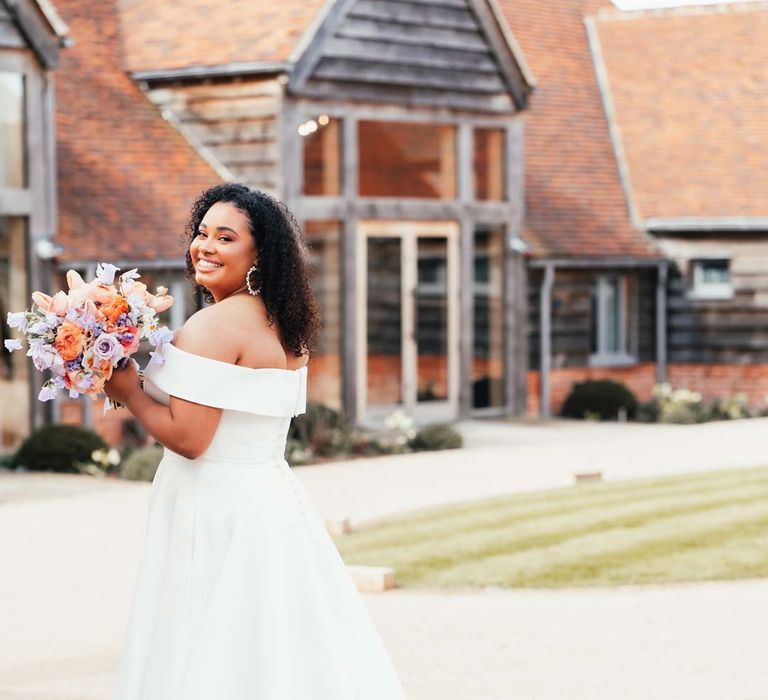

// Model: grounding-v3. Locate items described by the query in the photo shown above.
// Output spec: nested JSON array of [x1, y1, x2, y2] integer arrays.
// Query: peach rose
[[55, 321, 87, 361], [100, 295, 130, 324]]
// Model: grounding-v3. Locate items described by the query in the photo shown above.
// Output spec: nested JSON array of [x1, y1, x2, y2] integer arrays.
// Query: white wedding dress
[[110, 342, 408, 699]]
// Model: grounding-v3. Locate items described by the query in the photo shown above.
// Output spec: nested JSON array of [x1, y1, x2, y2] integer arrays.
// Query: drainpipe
[[540, 263, 555, 417]]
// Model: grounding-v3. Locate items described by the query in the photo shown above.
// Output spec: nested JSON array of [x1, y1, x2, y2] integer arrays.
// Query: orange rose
[[55, 321, 87, 361], [100, 295, 130, 324]]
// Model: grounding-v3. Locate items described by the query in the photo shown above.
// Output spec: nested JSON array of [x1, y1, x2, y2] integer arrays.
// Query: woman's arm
[[106, 309, 236, 459]]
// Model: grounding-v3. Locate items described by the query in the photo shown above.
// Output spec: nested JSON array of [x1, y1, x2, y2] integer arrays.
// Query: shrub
[[120, 445, 164, 481], [409, 424, 463, 451], [708, 393, 751, 421], [652, 383, 708, 424], [287, 402, 354, 462], [10, 424, 107, 473], [561, 379, 639, 421]]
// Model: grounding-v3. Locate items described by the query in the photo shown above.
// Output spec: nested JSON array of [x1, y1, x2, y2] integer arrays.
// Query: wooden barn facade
[[3, 0, 767, 449], [117, 0, 535, 427], [0, 0, 67, 447]]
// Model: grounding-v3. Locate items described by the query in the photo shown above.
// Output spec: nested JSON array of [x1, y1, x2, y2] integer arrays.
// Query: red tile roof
[[118, 0, 329, 73], [497, 0, 660, 259], [591, 3, 768, 221], [55, 0, 221, 262]]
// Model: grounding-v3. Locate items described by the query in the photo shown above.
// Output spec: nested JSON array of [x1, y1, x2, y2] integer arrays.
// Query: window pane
[[604, 278, 620, 353], [0, 217, 30, 448], [366, 236, 402, 405], [473, 225, 506, 408], [474, 128, 505, 201], [302, 116, 341, 196], [305, 221, 342, 411], [416, 236, 448, 402], [0, 72, 25, 188], [359, 121, 456, 199], [700, 260, 729, 285]]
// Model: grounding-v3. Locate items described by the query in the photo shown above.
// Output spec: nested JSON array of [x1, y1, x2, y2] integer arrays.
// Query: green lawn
[[333, 467, 768, 588]]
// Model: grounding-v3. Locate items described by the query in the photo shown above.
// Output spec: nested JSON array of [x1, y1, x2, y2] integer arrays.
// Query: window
[[358, 121, 456, 199], [689, 259, 732, 300], [590, 274, 635, 366], [301, 115, 341, 196], [473, 128, 506, 201], [472, 225, 506, 408], [0, 72, 26, 188]]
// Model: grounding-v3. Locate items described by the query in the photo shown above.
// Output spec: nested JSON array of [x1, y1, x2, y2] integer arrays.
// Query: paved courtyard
[[1, 418, 767, 699]]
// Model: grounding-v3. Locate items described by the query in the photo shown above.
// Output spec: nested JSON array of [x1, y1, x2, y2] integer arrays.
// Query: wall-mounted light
[[34, 238, 64, 260]]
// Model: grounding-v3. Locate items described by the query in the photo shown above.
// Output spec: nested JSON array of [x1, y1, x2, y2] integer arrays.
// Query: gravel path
[[1, 418, 767, 699]]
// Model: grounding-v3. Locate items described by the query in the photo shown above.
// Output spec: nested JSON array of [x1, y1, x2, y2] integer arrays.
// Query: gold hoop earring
[[246, 264, 261, 296]]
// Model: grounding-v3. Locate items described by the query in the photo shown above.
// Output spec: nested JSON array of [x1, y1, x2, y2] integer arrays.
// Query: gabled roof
[[118, 0, 533, 112], [496, 0, 660, 259], [54, 0, 221, 263], [588, 2, 768, 227]]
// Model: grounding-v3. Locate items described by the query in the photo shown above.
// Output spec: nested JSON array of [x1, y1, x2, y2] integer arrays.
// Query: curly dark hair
[[183, 183, 320, 359]]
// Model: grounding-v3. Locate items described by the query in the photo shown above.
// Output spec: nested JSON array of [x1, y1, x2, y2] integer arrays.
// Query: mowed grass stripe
[[338, 469, 768, 554], [357, 467, 767, 530], [600, 524, 768, 585], [426, 500, 768, 588], [333, 467, 768, 588], [338, 477, 768, 571]]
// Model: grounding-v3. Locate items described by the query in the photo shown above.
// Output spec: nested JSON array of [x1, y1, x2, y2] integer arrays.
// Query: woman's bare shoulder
[[178, 300, 306, 370]]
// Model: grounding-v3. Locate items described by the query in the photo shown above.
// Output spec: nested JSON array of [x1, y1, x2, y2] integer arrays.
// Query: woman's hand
[[103, 359, 142, 406]]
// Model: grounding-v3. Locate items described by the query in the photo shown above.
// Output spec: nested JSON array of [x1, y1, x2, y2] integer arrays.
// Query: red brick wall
[[527, 363, 658, 416], [667, 364, 768, 408], [528, 362, 768, 416]]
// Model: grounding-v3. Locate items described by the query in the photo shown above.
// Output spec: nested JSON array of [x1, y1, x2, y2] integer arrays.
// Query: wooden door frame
[[356, 219, 460, 426]]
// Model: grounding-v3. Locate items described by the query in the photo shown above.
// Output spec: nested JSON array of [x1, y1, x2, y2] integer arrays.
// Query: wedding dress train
[[110, 342, 408, 699]]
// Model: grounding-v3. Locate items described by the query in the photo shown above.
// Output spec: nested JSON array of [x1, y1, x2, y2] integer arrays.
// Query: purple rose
[[92, 333, 125, 363]]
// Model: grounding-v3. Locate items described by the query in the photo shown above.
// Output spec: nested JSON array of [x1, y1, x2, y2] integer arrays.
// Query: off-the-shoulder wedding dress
[[110, 342, 408, 699]]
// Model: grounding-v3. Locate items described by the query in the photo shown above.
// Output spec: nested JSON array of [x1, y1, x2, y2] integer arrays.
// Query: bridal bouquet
[[4, 263, 174, 411]]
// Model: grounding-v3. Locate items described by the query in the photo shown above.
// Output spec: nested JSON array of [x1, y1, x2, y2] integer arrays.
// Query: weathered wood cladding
[[144, 79, 283, 194], [527, 267, 657, 370], [295, 0, 516, 113], [0, 2, 25, 49], [661, 236, 768, 364]]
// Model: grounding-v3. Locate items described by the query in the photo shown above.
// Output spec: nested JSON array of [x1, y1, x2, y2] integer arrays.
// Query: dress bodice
[[142, 342, 308, 464]]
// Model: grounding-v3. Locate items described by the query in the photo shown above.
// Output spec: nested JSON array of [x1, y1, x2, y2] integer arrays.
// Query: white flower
[[107, 448, 121, 466], [96, 262, 120, 285], [4, 338, 22, 352], [6, 311, 28, 333]]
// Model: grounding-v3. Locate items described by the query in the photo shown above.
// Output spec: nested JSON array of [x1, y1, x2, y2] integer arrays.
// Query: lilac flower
[[6, 311, 28, 333], [148, 326, 174, 347], [53, 375, 67, 389], [4, 338, 22, 352], [92, 333, 125, 363], [77, 374, 94, 390], [69, 387, 80, 399], [148, 350, 165, 366], [38, 384, 58, 402], [96, 262, 120, 285]]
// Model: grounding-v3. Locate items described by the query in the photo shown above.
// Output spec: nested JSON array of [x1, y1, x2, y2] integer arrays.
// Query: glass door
[[357, 220, 459, 426]]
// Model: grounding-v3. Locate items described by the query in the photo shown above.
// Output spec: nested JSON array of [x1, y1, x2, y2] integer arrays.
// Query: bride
[[104, 183, 408, 699]]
